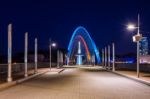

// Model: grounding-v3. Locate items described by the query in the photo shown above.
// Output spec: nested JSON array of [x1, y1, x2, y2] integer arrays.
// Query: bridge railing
[[115, 63, 150, 73], [0, 63, 34, 74], [0, 62, 59, 75]]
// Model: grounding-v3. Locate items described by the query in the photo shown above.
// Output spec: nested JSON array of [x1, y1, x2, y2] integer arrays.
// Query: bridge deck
[[0, 67, 150, 99]]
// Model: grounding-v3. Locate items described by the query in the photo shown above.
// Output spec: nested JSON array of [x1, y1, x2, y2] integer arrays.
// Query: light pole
[[58, 50, 63, 68], [57, 50, 59, 68], [34, 38, 38, 73], [112, 43, 115, 72], [66, 55, 69, 66], [49, 39, 56, 71], [127, 14, 142, 78], [105, 47, 107, 69], [102, 49, 104, 67], [108, 45, 110, 69], [7, 23, 12, 82], [24, 32, 28, 77]]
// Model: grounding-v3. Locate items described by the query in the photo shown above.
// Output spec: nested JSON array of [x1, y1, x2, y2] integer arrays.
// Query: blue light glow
[[67, 26, 101, 64]]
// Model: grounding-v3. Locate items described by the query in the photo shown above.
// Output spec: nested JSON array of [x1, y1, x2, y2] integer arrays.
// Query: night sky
[[0, 0, 150, 55]]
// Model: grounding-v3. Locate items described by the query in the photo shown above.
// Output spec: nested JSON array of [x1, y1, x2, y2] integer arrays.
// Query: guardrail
[[0, 63, 34, 74], [0, 62, 58, 75], [115, 63, 150, 72]]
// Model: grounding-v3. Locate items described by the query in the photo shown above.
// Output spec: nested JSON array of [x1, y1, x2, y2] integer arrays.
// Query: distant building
[[140, 55, 150, 64], [139, 37, 148, 55]]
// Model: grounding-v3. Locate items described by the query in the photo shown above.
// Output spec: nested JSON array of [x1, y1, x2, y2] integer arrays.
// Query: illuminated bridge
[[67, 26, 101, 65], [0, 25, 150, 99]]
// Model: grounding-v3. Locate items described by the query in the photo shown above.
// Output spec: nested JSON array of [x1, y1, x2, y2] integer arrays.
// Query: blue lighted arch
[[68, 26, 101, 64]]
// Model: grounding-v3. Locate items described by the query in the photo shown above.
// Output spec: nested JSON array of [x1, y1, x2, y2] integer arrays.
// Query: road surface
[[0, 68, 150, 99]]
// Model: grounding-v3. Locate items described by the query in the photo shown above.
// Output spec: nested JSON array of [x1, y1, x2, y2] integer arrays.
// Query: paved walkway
[[115, 70, 150, 82], [0, 68, 150, 99], [0, 68, 63, 83]]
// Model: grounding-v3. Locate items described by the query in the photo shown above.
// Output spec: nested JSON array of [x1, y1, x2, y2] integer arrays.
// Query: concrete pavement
[[113, 70, 150, 86], [0, 68, 64, 90], [0, 68, 150, 99], [115, 70, 150, 81]]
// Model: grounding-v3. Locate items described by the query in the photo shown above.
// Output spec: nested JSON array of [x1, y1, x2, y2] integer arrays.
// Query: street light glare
[[51, 43, 56, 47], [127, 24, 136, 30]]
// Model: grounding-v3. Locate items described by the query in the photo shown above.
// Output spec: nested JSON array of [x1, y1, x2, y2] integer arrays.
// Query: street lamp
[[127, 14, 142, 78], [51, 43, 56, 47], [127, 24, 136, 30], [49, 39, 57, 71]]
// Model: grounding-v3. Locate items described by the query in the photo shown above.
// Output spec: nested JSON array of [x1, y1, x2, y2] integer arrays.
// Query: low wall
[[0, 62, 58, 75], [115, 63, 150, 72]]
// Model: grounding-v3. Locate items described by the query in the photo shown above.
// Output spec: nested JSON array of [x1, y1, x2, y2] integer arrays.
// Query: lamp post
[[24, 32, 28, 77], [7, 24, 12, 82], [108, 45, 110, 69], [49, 39, 56, 71], [105, 47, 107, 69], [127, 14, 142, 78], [57, 50, 59, 68], [34, 38, 38, 73], [102, 49, 104, 67], [112, 43, 115, 72]]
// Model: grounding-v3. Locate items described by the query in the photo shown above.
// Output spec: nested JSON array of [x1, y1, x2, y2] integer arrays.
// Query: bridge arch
[[67, 26, 101, 64]]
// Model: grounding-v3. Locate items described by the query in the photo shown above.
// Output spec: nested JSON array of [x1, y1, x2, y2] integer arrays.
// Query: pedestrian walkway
[[114, 70, 150, 85], [0, 68, 149, 99], [0, 68, 64, 90]]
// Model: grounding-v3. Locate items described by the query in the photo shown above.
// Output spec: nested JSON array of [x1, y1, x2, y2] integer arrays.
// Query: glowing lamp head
[[51, 43, 56, 47], [127, 24, 136, 30]]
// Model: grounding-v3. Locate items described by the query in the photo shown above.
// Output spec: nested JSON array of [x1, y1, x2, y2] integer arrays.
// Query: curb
[[110, 70, 150, 86], [16, 71, 49, 83], [58, 68, 65, 73]]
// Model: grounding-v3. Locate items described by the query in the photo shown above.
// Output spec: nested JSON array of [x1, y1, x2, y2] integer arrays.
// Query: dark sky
[[0, 0, 150, 55]]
